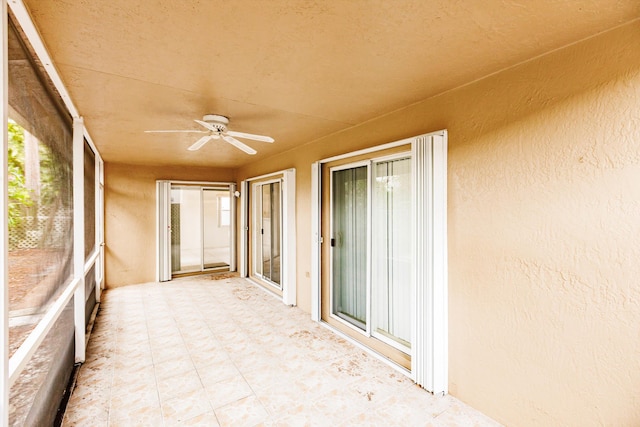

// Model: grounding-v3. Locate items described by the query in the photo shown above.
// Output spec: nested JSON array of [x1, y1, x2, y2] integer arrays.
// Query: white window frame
[[311, 131, 448, 394]]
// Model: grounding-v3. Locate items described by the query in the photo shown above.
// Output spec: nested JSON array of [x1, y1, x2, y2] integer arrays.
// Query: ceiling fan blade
[[226, 130, 274, 143], [194, 119, 218, 132], [188, 135, 213, 151], [222, 135, 257, 155], [145, 130, 208, 133]]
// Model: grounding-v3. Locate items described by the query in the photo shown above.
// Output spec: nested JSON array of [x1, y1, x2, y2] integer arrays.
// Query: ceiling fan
[[145, 114, 274, 155]]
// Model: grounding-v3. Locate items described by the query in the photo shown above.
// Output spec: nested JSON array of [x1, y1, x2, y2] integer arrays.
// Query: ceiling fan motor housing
[[203, 114, 229, 132]]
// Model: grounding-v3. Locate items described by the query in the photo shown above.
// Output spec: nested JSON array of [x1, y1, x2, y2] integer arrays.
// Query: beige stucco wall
[[235, 21, 640, 426], [104, 163, 234, 287], [102, 21, 640, 426]]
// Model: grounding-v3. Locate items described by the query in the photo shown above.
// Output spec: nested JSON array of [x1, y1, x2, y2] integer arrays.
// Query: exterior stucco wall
[[236, 22, 640, 426], [104, 163, 234, 287]]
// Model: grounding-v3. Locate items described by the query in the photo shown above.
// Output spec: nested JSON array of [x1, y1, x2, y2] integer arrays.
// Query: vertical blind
[[331, 166, 368, 327]]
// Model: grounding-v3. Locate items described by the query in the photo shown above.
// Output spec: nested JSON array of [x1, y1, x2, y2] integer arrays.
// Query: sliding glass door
[[331, 165, 368, 328], [253, 181, 282, 287], [203, 188, 231, 269], [329, 156, 412, 352], [371, 158, 412, 348], [171, 187, 200, 273], [171, 186, 231, 274]]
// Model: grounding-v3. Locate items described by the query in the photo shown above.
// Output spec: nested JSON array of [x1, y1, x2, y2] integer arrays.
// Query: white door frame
[[240, 169, 296, 306], [156, 180, 236, 281], [252, 178, 283, 289], [311, 131, 448, 394]]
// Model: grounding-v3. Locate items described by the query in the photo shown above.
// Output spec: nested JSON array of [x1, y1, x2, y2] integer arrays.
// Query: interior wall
[[235, 21, 640, 427], [104, 162, 234, 287]]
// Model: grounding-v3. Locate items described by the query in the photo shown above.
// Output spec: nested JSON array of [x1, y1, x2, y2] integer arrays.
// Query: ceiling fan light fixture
[[202, 114, 229, 125]]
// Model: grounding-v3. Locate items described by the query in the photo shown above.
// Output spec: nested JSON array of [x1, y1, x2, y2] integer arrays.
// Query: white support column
[[310, 162, 321, 321], [1, 2, 10, 424], [94, 153, 101, 302], [84, 129, 103, 296], [411, 131, 448, 394], [98, 161, 104, 291], [282, 169, 296, 306], [73, 117, 86, 363]]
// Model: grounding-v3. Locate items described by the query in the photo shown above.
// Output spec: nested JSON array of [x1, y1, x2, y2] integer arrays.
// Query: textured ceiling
[[21, 0, 640, 168]]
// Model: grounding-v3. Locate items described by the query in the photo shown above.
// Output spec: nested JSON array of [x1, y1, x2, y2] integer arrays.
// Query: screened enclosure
[[2, 7, 105, 426]]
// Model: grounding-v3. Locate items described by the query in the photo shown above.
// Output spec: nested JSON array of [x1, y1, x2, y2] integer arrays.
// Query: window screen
[[7, 13, 75, 425]]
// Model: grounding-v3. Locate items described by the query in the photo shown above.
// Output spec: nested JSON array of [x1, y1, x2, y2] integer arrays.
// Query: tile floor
[[62, 275, 501, 426]]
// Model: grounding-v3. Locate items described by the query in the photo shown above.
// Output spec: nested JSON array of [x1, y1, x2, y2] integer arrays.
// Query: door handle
[[330, 238, 335, 247]]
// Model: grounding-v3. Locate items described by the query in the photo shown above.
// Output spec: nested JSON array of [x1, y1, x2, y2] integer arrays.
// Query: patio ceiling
[[21, 0, 640, 168]]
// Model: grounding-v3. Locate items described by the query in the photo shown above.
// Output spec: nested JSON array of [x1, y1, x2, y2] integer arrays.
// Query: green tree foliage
[[7, 119, 32, 229], [37, 136, 57, 207]]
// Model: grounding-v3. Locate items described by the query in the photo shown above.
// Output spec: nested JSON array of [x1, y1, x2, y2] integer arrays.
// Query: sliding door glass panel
[[170, 191, 181, 272], [203, 189, 230, 269], [255, 188, 263, 277], [253, 182, 282, 287], [371, 158, 412, 347], [261, 185, 272, 280], [270, 182, 281, 285], [332, 166, 368, 329], [171, 187, 201, 273]]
